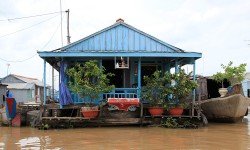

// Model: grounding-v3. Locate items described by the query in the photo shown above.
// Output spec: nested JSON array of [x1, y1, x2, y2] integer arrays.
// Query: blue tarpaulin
[[59, 62, 73, 105]]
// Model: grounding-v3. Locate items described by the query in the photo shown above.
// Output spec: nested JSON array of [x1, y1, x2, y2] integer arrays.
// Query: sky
[[0, 0, 250, 89]]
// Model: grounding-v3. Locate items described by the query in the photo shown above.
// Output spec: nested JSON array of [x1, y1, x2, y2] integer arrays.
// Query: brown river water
[[1, 116, 250, 150]]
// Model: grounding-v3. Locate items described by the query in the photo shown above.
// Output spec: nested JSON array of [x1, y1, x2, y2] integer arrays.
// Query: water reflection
[[0, 116, 250, 149], [243, 115, 250, 136], [17, 137, 44, 150]]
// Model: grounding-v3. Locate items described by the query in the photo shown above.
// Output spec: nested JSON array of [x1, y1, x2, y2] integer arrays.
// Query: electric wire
[[0, 14, 60, 39], [40, 20, 62, 51], [0, 17, 64, 63], [0, 11, 65, 22], [0, 53, 37, 63]]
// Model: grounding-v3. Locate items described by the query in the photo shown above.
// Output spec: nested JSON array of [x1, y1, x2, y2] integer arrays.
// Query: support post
[[66, 9, 71, 44], [161, 59, 165, 73], [192, 60, 196, 117], [43, 60, 47, 105], [98, 59, 102, 67], [175, 59, 179, 73], [99, 59, 102, 103], [58, 62, 62, 107], [52, 65, 54, 101], [130, 59, 135, 87], [165, 59, 171, 73], [59, 59, 63, 109], [137, 57, 141, 98]]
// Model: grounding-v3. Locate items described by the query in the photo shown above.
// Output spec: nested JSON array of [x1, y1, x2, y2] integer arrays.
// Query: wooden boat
[[0, 107, 9, 125], [0, 98, 17, 126], [0, 109, 28, 127], [201, 94, 250, 122], [0, 98, 30, 126]]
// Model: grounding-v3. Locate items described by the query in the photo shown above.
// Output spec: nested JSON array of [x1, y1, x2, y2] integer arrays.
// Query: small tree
[[221, 61, 247, 86], [67, 60, 115, 107], [171, 69, 198, 106], [211, 72, 226, 88], [141, 70, 172, 107]]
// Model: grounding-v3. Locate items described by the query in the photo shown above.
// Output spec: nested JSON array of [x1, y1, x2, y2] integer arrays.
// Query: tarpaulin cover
[[59, 62, 73, 105], [5, 98, 16, 120]]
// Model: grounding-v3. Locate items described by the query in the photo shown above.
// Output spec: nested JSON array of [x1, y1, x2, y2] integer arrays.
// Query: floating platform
[[32, 102, 205, 129], [2, 100, 205, 128]]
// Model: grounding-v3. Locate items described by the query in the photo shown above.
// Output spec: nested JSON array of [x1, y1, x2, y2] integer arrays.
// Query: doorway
[[141, 65, 158, 86], [102, 60, 123, 88]]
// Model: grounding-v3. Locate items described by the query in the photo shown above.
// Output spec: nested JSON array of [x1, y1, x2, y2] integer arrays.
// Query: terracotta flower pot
[[169, 108, 183, 116], [81, 110, 100, 118], [148, 107, 164, 116]]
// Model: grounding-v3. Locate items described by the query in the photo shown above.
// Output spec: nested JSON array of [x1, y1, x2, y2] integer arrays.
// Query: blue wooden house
[[38, 18, 202, 108]]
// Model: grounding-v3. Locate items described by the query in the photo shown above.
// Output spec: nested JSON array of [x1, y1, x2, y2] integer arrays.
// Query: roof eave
[[38, 51, 202, 58]]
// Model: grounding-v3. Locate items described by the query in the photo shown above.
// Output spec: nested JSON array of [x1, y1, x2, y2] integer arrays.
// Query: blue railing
[[73, 88, 140, 104], [103, 88, 139, 99]]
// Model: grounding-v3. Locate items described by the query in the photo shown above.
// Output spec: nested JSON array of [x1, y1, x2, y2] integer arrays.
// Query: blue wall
[[64, 24, 178, 53]]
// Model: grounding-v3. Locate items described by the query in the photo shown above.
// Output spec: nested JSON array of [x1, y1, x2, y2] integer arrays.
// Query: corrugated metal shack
[[0, 74, 50, 103], [242, 72, 250, 97], [0, 83, 7, 108]]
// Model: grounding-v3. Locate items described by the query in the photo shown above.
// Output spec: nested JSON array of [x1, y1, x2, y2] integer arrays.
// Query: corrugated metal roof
[[58, 19, 184, 53], [0, 83, 8, 86], [38, 19, 202, 69], [6, 83, 34, 89], [11, 74, 44, 87], [1, 74, 47, 88]]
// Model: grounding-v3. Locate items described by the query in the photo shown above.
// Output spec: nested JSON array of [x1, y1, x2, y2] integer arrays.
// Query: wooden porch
[[36, 92, 205, 128]]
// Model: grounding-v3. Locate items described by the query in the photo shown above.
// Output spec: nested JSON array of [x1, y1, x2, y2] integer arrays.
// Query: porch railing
[[72, 88, 140, 104], [103, 88, 140, 99]]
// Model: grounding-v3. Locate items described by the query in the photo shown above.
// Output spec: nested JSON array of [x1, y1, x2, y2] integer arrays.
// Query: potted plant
[[168, 101, 189, 116], [212, 61, 247, 97], [222, 61, 247, 86], [211, 72, 228, 97], [221, 61, 247, 95], [141, 70, 172, 116], [66, 60, 115, 118], [168, 69, 198, 116]]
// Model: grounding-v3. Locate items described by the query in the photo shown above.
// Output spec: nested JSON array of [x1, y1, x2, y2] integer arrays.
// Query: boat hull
[[201, 94, 250, 123], [0, 107, 9, 125]]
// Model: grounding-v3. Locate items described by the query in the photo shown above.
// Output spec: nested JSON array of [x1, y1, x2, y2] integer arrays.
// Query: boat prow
[[201, 94, 250, 123], [0, 107, 9, 125]]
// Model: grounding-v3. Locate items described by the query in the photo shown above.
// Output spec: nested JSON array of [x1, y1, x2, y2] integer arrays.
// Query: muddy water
[[1, 117, 250, 149]]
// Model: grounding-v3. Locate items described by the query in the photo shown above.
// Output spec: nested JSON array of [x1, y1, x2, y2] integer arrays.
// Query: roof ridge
[[11, 74, 38, 80]]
